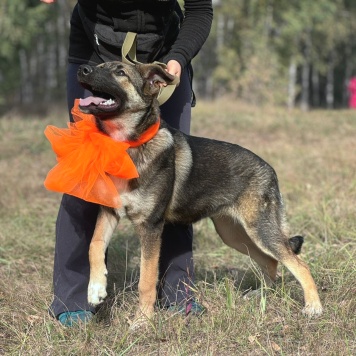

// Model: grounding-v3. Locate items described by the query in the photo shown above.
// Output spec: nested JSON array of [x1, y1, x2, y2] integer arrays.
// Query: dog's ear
[[137, 63, 178, 96]]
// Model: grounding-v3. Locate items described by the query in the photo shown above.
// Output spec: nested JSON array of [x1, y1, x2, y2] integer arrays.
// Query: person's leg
[[49, 63, 99, 318], [157, 67, 196, 308]]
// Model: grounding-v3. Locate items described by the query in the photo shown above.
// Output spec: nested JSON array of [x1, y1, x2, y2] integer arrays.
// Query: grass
[[0, 99, 355, 355]]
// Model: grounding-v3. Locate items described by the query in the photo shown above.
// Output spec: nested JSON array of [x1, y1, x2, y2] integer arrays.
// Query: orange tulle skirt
[[44, 99, 160, 208]]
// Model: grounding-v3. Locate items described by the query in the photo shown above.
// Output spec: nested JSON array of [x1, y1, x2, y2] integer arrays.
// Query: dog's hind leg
[[240, 214, 322, 317], [88, 207, 119, 306], [212, 215, 278, 287], [213, 212, 322, 316]]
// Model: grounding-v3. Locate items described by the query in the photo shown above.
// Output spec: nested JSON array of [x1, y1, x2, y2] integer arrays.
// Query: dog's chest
[[111, 128, 176, 220], [114, 187, 152, 223], [109, 177, 130, 217]]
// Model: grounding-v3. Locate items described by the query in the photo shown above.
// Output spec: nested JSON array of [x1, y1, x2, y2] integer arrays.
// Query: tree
[[0, 0, 71, 111], [1, 0, 355, 111]]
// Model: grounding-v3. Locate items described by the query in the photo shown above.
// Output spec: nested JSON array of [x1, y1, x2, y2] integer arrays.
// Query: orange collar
[[44, 99, 160, 208]]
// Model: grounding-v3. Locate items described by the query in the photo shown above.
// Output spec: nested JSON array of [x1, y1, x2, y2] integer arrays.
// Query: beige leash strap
[[122, 32, 179, 106]]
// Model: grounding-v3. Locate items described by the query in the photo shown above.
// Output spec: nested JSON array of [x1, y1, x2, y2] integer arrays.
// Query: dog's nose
[[78, 64, 93, 76]]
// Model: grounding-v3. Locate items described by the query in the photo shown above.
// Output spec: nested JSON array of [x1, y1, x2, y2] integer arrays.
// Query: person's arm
[[164, 0, 213, 78]]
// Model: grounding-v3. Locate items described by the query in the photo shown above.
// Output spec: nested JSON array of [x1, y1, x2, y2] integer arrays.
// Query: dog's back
[[163, 126, 280, 226]]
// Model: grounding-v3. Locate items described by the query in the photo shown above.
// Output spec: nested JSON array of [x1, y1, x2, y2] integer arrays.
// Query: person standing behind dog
[[41, 0, 213, 326], [348, 77, 356, 109]]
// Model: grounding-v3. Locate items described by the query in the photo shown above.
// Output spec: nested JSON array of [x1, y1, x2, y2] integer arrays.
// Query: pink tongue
[[79, 96, 105, 107]]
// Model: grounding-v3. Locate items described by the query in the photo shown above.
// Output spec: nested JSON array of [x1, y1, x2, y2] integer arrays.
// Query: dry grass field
[[0, 99, 355, 355]]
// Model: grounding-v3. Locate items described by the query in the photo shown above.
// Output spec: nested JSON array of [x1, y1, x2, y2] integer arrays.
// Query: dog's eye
[[116, 69, 126, 76]]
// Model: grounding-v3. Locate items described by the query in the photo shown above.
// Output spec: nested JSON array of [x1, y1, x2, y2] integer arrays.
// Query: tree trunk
[[300, 56, 310, 111], [312, 65, 320, 108], [326, 52, 335, 109], [216, 13, 224, 50], [19, 49, 33, 105], [300, 30, 312, 111], [45, 22, 58, 102], [287, 59, 297, 109], [343, 43, 353, 107]]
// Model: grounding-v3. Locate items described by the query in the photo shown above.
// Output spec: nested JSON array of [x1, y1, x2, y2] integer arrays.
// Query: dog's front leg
[[132, 221, 163, 327], [88, 207, 118, 306]]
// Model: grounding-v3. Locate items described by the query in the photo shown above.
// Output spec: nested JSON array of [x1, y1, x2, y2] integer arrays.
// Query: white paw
[[302, 302, 323, 317], [88, 280, 107, 306]]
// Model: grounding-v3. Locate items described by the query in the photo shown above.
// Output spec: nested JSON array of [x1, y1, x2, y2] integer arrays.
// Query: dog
[[76, 61, 322, 325]]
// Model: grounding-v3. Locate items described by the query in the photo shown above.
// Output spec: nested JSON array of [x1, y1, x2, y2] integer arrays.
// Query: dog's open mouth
[[79, 91, 121, 115]]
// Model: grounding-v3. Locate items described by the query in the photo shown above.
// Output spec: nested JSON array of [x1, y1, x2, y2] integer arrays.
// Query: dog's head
[[77, 61, 177, 119]]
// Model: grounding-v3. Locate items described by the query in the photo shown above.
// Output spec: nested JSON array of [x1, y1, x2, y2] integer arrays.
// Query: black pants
[[50, 63, 194, 317]]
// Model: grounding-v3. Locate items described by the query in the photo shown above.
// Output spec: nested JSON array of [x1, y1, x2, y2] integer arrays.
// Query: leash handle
[[122, 32, 179, 106], [122, 32, 139, 64]]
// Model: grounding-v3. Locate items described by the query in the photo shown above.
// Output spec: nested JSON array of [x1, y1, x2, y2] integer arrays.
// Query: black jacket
[[70, 0, 213, 68]]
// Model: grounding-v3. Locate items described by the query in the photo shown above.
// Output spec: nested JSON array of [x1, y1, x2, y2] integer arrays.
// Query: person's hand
[[41, 0, 56, 3], [166, 60, 181, 80]]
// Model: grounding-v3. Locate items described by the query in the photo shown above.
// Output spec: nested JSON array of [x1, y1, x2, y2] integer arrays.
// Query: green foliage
[[275, 0, 354, 72], [193, 0, 356, 106], [0, 0, 53, 58], [0, 0, 356, 108], [0, 0, 58, 108]]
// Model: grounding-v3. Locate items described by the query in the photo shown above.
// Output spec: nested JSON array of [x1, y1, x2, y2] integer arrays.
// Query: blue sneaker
[[58, 311, 94, 327], [166, 301, 205, 316]]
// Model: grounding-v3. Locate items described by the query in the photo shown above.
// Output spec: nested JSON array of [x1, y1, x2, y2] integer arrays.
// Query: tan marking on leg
[[281, 254, 322, 316], [131, 223, 163, 329], [88, 208, 118, 306], [137, 246, 161, 318]]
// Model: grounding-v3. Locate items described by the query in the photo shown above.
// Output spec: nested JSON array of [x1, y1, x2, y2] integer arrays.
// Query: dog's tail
[[288, 235, 304, 255]]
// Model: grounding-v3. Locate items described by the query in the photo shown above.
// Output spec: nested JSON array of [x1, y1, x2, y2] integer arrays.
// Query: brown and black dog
[[76, 61, 322, 326]]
